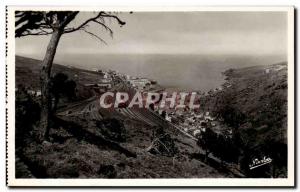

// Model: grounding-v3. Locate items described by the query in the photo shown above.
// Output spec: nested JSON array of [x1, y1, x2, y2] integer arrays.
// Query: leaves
[[15, 11, 126, 43]]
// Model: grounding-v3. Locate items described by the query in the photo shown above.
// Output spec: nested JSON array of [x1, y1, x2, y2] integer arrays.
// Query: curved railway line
[[55, 76, 243, 177], [57, 79, 197, 141]]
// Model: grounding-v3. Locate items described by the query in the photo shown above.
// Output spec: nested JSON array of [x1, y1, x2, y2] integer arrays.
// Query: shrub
[[15, 87, 41, 148]]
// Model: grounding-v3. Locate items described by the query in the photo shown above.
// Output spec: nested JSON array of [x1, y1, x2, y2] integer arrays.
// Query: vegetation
[[15, 11, 126, 141], [202, 63, 288, 178], [15, 87, 41, 148], [197, 128, 217, 162], [147, 126, 178, 157], [50, 73, 77, 112], [15, 54, 288, 178], [197, 127, 240, 165], [96, 118, 126, 142]]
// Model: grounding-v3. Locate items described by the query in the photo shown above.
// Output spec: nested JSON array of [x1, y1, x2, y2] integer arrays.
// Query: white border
[[6, 6, 295, 187]]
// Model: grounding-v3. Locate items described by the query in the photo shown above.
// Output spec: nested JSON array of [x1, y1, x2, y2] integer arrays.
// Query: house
[[193, 129, 201, 137], [200, 127, 206, 132], [128, 78, 151, 90], [165, 115, 172, 122], [27, 90, 41, 97], [204, 116, 214, 121], [36, 91, 42, 96], [100, 78, 112, 83], [265, 68, 270, 74], [204, 111, 214, 121]]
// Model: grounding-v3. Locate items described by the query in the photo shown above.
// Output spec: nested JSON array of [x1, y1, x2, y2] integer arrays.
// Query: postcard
[[6, 6, 294, 187]]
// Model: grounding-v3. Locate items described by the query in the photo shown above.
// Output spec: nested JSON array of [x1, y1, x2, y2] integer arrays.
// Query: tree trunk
[[220, 158, 224, 166], [53, 95, 59, 113], [272, 163, 276, 178], [40, 29, 63, 141], [205, 150, 209, 163]]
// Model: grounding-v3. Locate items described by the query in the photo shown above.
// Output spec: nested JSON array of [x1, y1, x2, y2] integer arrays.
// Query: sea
[[37, 53, 286, 92]]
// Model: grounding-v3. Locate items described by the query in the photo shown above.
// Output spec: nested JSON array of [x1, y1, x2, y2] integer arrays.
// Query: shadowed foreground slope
[[15, 55, 235, 178]]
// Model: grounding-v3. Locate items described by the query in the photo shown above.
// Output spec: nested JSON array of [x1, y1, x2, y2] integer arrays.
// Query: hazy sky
[[16, 11, 287, 58]]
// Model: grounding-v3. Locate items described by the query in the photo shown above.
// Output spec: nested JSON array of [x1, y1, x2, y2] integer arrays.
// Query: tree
[[15, 11, 126, 141], [15, 86, 41, 148], [197, 127, 218, 162], [213, 134, 240, 165], [64, 80, 77, 101], [213, 135, 227, 165], [50, 73, 68, 112], [50, 73, 77, 112], [217, 104, 245, 129]]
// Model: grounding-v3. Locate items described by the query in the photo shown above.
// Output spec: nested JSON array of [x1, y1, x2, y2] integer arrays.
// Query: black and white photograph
[[6, 6, 294, 187]]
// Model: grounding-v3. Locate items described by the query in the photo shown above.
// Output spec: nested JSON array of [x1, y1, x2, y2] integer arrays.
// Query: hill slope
[[203, 62, 288, 177], [16, 55, 105, 98], [15, 55, 234, 178]]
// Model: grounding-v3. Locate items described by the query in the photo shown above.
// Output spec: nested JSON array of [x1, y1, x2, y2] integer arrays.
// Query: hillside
[[202, 62, 288, 177], [16, 55, 107, 87], [16, 56, 106, 98], [208, 62, 287, 142], [15, 55, 287, 178], [15, 55, 235, 179]]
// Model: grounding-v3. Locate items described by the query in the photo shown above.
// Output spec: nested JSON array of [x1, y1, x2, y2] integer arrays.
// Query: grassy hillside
[[203, 62, 288, 177], [15, 55, 234, 179], [214, 62, 287, 143], [226, 63, 287, 141], [16, 55, 105, 98], [16, 55, 106, 87]]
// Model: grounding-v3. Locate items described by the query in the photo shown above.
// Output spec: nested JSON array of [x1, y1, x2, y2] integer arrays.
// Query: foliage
[[15, 11, 126, 43], [96, 118, 126, 142], [15, 10, 126, 141], [263, 140, 287, 178], [197, 128, 218, 161], [50, 72, 77, 112], [218, 104, 246, 128], [147, 126, 178, 157], [64, 80, 77, 100], [15, 87, 41, 147], [214, 134, 240, 164]]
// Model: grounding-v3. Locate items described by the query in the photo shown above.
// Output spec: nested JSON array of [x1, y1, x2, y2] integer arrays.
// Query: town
[[85, 68, 232, 139]]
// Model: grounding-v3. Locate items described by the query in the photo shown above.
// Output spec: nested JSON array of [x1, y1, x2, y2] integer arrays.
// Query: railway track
[[57, 80, 196, 140]]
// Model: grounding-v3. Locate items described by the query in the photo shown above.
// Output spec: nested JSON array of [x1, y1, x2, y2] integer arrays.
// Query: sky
[[16, 11, 287, 58]]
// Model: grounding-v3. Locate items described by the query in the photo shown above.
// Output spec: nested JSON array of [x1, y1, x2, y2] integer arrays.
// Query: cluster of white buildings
[[85, 69, 117, 92], [27, 89, 42, 97], [264, 64, 287, 74], [91, 67, 158, 92], [168, 110, 217, 137], [125, 75, 156, 91]]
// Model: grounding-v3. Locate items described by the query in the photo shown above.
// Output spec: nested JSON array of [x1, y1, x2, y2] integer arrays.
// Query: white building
[[27, 90, 41, 97], [265, 68, 270, 74], [129, 78, 151, 90]]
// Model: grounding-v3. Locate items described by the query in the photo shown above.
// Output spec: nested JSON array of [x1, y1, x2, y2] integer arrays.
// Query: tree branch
[[15, 11, 125, 39], [100, 12, 126, 25], [18, 32, 53, 37], [92, 20, 113, 37], [59, 12, 79, 29], [82, 29, 107, 45], [63, 11, 125, 34], [63, 12, 104, 33], [43, 12, 54, 29]]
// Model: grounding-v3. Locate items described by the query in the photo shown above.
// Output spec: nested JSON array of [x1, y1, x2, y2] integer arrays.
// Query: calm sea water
[[50, 54, 285, 92]]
